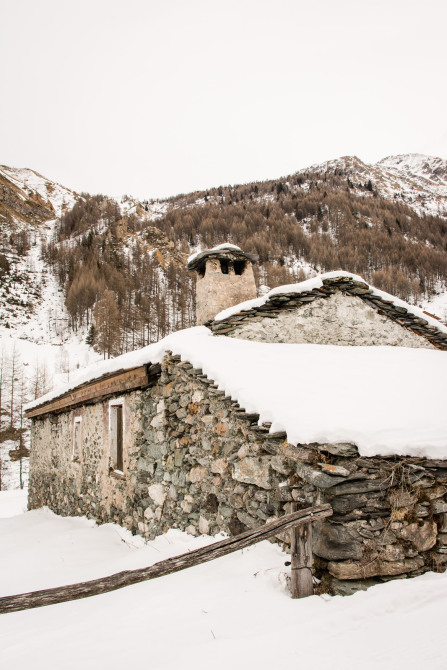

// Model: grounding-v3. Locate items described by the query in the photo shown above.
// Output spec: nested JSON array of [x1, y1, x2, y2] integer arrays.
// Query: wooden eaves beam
[[25, 363, 161, 419]]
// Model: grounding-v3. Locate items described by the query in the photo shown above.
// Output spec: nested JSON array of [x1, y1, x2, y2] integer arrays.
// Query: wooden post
[[290, 503, 314, 598]]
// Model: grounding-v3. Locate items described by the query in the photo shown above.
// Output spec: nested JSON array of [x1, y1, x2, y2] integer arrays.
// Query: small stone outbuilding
[[26, 270, 447, 595]]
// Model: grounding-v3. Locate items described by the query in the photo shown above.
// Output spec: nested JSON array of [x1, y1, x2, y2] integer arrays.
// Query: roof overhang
[[187, 247, 258, 271], [25, 363, 161, 419]]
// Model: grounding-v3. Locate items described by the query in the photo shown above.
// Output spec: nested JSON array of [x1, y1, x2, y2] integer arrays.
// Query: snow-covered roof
[[187, 244, 258, 270], [213, 271, 447, 337], [188, 243, 241, 264], [26, 326, 447, 460]]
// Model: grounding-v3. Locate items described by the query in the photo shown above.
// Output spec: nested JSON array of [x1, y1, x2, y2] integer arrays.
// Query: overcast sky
[[1, 0, 446, 200]]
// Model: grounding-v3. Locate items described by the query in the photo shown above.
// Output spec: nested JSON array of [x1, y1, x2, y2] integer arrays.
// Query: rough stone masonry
[[28, 351, 447, 596]]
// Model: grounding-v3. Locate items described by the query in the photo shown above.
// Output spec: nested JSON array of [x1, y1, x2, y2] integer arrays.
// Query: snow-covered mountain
[[307, 154, 447, 217], [0, 165, 78, 226]]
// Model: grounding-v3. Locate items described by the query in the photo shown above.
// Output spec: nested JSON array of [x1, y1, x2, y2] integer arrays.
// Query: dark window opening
[[219, 259, 230, 274], [233, 260, 246, 275], [111, 404, 124, 471], [197, 261, 206, 278]]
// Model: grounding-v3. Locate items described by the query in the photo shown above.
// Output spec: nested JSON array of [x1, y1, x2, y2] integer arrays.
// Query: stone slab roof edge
[[210, 270, 447, 344], [30, 339, 447, 458], [24, 327, 210, 416], [187, 245, 258, 270]]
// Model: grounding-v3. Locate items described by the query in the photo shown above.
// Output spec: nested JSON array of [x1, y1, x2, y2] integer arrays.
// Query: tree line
[[157, 171, 447, 304], [43, 172, 447, 360], [0, 347, 50, 490], [43, 195, 195, 358]]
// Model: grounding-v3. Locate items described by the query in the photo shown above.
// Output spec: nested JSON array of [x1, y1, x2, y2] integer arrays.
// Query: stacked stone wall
[[28, 392, 148, 531], [29, 353, 447, 595], [135, 355, 447, 595], [210, 276, 447, 350], [195, 257, 257, 325]]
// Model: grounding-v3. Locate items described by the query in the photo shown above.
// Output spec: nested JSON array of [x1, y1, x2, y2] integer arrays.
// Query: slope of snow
[[306, 154, 447, 217], [26, 325, 447, 459], [0, 165, 77, 215], [378, 154, 447, 185], [0, 489, 27, 518], [1, 496, 447, 670], [0, 219, 102, 357]]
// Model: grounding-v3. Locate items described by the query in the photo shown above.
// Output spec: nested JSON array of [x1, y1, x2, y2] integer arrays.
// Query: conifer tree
[[94, 290, 120, 359]]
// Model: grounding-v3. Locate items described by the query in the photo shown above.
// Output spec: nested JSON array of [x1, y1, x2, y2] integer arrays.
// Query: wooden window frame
[[109, 398, 125, 474], [72, 416, 82, 463]]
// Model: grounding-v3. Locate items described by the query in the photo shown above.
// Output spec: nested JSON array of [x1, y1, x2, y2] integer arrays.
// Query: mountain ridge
[[0, 165, 77, 227], [302, 154, 447, 218], [2, 152, 446, 225]]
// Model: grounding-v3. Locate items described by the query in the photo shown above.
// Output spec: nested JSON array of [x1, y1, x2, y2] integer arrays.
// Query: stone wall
[[224, 292, 436, 347], [28, 391, 148, 531], [210, 276, 447, 350], [195, 257, 257, 325], [29, 353, 447, 595], [135, 354, 447, 595]]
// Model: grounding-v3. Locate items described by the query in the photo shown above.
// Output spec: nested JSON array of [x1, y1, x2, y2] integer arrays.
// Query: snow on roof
[[187, 243, 242, 264], [26, 326, 447, 460], [214, 270, 447, 334]]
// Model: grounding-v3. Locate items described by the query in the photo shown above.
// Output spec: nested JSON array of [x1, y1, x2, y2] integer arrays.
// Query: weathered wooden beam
[[0, 503, 332, 614], [25, 365, 154, 419]]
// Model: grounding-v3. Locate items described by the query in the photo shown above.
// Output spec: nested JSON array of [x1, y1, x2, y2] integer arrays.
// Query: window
[[110, 402, 124, 472], [73, 417, 81, 462], [233, 260, 246, 275], [219, 258, 230, 274]]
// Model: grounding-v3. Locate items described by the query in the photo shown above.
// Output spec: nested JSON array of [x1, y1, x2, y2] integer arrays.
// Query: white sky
[[1, 0, 446, 200]]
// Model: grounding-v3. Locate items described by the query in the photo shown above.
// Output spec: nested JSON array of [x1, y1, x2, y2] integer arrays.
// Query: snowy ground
[[1, 491, 447, 670]]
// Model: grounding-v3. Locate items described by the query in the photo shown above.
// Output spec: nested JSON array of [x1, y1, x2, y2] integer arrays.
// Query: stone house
[[26, 247, 447, 595]]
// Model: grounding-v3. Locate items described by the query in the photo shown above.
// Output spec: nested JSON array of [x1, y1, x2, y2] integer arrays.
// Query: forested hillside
[[42, 195, 195, 357], [42, 156, 447, 360], [158, 170, 447, 300]]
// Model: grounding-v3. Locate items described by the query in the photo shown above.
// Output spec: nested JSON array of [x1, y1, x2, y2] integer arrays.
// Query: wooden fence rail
[[0, 503, 332, 615]]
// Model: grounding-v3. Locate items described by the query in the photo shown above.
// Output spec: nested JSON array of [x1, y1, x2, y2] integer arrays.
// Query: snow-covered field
[[1, 490, 447, 670]]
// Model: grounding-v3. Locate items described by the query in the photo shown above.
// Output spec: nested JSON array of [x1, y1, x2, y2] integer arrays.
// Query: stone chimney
[[188, 244, 258, 325]]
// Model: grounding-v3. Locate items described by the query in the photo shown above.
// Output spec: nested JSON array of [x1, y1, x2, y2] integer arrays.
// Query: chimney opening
[[233, 260, 246, 275], [219, 258, 230, 274]]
